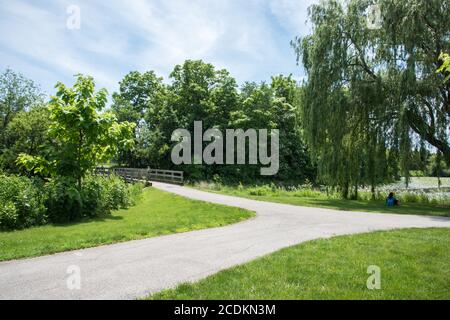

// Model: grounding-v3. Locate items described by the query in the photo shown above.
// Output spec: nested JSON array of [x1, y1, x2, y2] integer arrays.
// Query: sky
[[0, 0, 318, 97]]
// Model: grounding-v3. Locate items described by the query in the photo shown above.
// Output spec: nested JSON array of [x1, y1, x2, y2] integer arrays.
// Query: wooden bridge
[[95, 167, 184, 185]]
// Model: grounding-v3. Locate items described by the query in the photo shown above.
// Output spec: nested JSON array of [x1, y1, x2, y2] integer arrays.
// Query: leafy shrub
[[358, 189, 450, 206], [292, 187, 323, 198], [357, 191, 384, 202], [212, 174, 222, 185], [80, 175, 105, 217], [46, 174, 143, 223], [44, 178, 83, 223], [396, 191, 439, 205], [125, 181, 144, 207], [247, 185, 273, 196], [0, 173, 144, 229], [0, 202, 19, 229], [0, 174, 47, 230], [400, 192, 420, 204], [98, 174, 142, 209], [101, 174, 131, 210]]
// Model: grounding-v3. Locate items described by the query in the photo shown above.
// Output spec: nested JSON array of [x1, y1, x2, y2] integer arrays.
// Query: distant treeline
[[0, 56, 448, 189], [1, 0, 450, 194], [0, 63, 316, 183], [109, 60, 316, 183]]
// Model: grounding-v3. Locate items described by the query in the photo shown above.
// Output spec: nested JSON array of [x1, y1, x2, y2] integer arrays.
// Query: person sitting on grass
[[386, 192, 400, 207]]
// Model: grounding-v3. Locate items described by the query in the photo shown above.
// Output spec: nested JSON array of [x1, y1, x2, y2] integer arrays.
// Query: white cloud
[[269, 0, 318, 35], [0, 0, 123, 91], [0, 0, 317, 96]]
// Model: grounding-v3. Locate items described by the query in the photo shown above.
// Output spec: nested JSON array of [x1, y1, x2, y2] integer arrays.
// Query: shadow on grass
[[49, 213, 125, 228]]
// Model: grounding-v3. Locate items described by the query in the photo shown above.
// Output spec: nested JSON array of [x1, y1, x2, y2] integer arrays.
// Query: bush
[[80, 175, 104, 217], [247, 185, 273, 196], [292, 187, 323, 198], [0, 202, 19, 229], [44, 178, 83, 222], [357, 191, 384, 202], [0, 174, 47, 230], [46, 174, 143, 223], [396, 191, 437, 205], [84, 174, 142, 213], [101, 174, 132, 210], [0, 173, 143, 229]]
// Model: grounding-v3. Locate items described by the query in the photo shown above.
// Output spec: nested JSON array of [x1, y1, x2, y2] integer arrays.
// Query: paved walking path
[[1, 182, 449, 300]]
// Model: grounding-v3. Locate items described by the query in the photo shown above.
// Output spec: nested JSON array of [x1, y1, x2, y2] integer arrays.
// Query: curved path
[[1, 182, 449, 300]]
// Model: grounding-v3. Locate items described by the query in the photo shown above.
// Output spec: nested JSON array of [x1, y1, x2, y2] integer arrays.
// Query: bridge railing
[[95, 167, 184, 185]]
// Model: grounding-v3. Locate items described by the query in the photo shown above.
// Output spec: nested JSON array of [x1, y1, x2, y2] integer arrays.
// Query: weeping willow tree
[[293, 0, 450, 197]]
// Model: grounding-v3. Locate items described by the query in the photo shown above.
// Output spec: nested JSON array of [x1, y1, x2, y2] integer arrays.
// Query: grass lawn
[[149, 228, 450, 300], [0, 188, 254, 261], [194, 185, 450, 217]]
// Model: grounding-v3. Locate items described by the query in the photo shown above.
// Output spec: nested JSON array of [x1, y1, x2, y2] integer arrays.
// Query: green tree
[[112, 60, 315, 183], [271, 75, 315, 182], [0, 106, 50, 172], [230, 76, 314, 182], [18, 75, 135, 189], [0, 68, 43, 144], [168, 60, 231, 179], [112, 71, 167, 167], [169, 60, 219, 129], [292, 0, 450, 195]]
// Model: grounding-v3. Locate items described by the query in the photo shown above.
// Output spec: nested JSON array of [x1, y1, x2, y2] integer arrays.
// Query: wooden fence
[[95, 167, 184, 185]]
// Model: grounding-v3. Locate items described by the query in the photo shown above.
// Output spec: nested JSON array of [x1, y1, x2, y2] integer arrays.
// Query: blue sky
[[0, 0, 318, 97]]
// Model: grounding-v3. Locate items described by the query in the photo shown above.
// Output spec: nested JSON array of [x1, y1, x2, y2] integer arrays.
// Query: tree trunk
[[353, 183, 358, 200], [342, 182, 349, 199]]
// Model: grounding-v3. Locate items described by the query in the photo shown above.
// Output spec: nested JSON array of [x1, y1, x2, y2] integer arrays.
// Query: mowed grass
[[150, 228, 450, 300], [0, 188, 254, 261], [194, 185, 450, 217]]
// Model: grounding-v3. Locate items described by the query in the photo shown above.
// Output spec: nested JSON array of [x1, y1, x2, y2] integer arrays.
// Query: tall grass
[[193, 181, 450, 207]]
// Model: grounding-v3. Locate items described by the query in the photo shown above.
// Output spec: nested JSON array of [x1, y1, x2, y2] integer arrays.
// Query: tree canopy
[[292, 0, 450, 196], [0, 105, 50, 173], [111, 60, 315, 182], [17, 75, 135, 189], [0, 68, 43, 140]]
